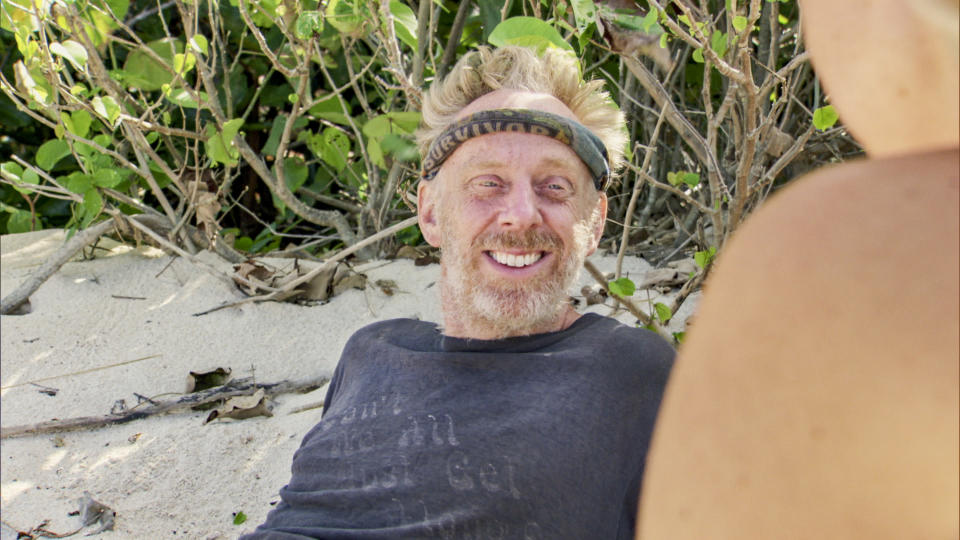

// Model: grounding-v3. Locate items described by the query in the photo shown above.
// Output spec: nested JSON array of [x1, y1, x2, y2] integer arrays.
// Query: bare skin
[[638, 0, 958, 537], [418, 89, 607, 340], [638, 150, 959, 539]]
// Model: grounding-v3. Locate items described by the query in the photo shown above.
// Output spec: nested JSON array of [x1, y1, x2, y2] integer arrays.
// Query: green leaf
[[165, 88, 208, 108], [93, 169, 123, 188], [325, 0, 369, 34], [50, 40, 88, 70], [173, 52, 196, 75], [732, 15, 748, 32], [397, 224, 422, 246], [308, 94, 351, 125], [6, 209, 35, 233], [367, 138, 385, 169], [22, 170, 38, 189], [81, 189, 104, 225], [710, 30, 728, 58], [381, 133, 418, 162], [692, 48, 704, 63], [263, 115, 288, 157], [812, 105, 839, 131], [570, 0, 597, 34], [488, 16, 574, 54], [1, 162, 24, 182], [319, 127, 350, 172], [61, 110, 92, 138], [234, 236, 253, 251], [122, 38, 183, 91], [233, 512, 247, 526], [694, 246, 717, 269], [36, 140, 72, 171], [65, 172, 93, 194], [388, 0, 418, 50], [667, 171, 699, 187], [477, 0, 510, 41], [189, 35, 209, 55], [672, 331, 686, 345], [204, 119, 244, 166], [92, 96, 121, 127], [641, 8, 659, 33], [654, 302, 672, 323], [14, 60, 53, 104], [362, 112, 421, 138], [283, 157, 310, 193], [294, 11, 323, 39], [4, 163, 38, 195], [608, 277, 636, 298]]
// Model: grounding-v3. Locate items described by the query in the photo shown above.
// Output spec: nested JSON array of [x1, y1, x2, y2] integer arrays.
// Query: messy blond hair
[[417, 46, 628, 176]]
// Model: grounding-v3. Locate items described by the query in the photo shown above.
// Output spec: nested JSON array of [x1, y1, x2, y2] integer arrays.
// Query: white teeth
[[490, 251, 543, 268]]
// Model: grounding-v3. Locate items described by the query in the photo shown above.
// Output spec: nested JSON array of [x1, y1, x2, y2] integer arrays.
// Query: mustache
[[472, 230, 563, 252]]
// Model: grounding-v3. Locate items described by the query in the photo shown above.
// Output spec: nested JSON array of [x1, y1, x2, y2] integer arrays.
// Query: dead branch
[[1, 218, 116, 315], [0, 376, 329, 439], [192, 215, 418, 316], [0, 209, 246, 316]]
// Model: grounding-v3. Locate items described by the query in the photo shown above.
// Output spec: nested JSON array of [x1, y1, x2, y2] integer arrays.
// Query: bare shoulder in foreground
[[638, 0, 959, 536], [639, 149, 959, 539]]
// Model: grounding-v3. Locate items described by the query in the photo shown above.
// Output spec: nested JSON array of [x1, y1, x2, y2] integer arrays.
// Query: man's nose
[[497, 182, 543, 230]]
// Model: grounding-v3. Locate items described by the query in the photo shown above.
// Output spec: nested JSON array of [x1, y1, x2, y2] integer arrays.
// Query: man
[[243, 46, 674, 539], [638, 0, 958, 538]]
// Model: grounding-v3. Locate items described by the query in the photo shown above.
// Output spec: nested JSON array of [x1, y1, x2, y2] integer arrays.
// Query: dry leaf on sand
[[204, 389, 273, 424]]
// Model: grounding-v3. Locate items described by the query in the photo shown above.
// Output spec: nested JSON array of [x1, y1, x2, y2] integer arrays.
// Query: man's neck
[[440, 304, 582, 340]]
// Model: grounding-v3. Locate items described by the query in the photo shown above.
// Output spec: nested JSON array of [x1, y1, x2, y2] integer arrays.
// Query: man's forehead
[[449, 132, 586, 173], [456, 89, 579, 121]]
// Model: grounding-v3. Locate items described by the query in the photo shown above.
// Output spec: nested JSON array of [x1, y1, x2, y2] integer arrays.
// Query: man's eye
[[542, 178, 572, 193], [474, 177, 502, 188]]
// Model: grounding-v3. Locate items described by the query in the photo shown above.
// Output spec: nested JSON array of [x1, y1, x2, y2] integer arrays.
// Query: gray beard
[[438, 222, 593, 339]]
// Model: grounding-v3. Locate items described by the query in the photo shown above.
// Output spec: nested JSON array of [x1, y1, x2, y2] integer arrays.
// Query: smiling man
[[243, 46, 674, 540]]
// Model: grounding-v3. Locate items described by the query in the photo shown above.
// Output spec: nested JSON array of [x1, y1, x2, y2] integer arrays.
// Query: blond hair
[[417, 46, 628, 176]]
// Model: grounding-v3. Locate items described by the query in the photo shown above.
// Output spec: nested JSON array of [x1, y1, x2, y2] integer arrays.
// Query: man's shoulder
[[578, 313, 672, 346], [571, 313, 675, 365], [344, 317, 440, 350]]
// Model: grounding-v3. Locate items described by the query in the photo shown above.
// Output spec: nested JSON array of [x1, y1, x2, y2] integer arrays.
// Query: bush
[[0, 0, 857, 265]]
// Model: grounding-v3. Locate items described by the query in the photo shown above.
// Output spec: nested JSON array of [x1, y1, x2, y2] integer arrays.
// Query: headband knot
[[421, 109, 610, 190]]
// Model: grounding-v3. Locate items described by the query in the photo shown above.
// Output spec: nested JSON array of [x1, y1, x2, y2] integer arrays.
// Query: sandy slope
[[0, 230, 695, 538]]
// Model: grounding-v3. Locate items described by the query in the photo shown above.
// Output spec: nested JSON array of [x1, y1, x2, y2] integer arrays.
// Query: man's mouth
[[487, 251, 544, 268]]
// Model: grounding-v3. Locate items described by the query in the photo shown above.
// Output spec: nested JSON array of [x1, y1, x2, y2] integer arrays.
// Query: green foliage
[[608, 277, 636, 298], [488, 17, 573, 54], [667, 171, 701, 188], [0, 0, 852, 264], [694, 247, 717, 269], [232, 511, 247, 525], [813, 105, 839, 130], [653, 302, 672, 323]]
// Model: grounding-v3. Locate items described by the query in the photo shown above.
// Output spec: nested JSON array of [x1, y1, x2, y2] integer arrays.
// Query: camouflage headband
[[420, 109, 610, 190]]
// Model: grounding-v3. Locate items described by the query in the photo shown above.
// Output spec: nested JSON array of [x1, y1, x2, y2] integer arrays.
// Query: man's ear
[[586, 192, 607, 256], [418, 181, 442, 247]]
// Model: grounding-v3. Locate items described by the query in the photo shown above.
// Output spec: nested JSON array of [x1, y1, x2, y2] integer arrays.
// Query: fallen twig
[[192, 216, 418, 316], [1, 219, 116, 315], [0, 354, 163, 390], [0, 376, 329, 439]]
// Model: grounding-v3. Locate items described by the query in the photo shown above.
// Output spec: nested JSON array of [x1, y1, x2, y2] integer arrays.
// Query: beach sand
[[1, 229, 696, 538]]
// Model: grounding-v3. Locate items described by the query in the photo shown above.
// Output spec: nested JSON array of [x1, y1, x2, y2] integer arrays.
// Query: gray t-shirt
[[244, 313, 674, 539]]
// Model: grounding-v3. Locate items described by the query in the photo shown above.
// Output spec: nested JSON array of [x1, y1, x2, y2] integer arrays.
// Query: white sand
[[0, 230, 695, 538]]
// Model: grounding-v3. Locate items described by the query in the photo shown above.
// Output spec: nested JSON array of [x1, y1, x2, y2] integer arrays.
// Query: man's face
[[418, 91, 607, 339]]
